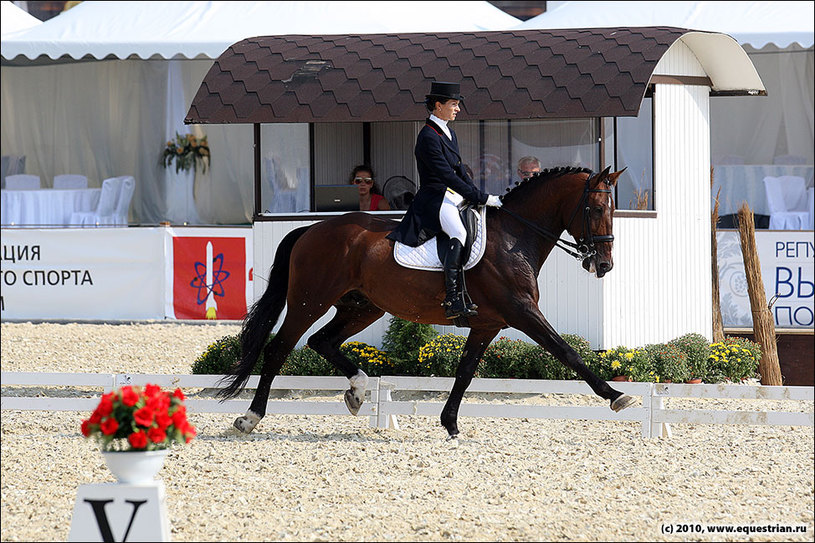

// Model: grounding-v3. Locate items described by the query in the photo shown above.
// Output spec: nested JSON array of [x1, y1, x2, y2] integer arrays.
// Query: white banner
[[717, 230, 815, 329], [1, 228, 165, 320], [1, 227, 252, 321]]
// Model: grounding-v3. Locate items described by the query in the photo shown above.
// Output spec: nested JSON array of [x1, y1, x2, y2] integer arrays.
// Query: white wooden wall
[[252, 39, 716, 350], [600, 39, 713, 348]]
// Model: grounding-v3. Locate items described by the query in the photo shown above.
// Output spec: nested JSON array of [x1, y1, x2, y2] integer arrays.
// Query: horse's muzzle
[[584, 256, 613, 277], [596, 260, 613, 278]]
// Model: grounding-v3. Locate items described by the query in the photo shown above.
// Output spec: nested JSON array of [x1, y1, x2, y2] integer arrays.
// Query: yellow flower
[[611, 360, 621, 370], [624, 352, 634, 360]]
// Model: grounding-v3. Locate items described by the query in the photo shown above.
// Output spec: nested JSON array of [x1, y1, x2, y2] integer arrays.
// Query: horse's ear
[[606, 167, 626, 187], [592, 166, 612, 187]]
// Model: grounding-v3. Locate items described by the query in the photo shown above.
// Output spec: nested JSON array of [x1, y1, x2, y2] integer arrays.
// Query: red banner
[[171, 236, 247, 320]]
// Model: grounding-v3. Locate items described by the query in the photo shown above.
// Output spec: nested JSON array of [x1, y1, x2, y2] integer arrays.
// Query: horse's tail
[[217, 225, 312, 400]]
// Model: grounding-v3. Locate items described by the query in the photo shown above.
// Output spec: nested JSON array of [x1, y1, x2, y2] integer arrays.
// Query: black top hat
[[426, 81, 464, 102]]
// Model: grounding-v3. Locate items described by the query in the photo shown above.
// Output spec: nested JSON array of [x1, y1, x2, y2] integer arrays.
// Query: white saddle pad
[[394, 206, 487, 271]]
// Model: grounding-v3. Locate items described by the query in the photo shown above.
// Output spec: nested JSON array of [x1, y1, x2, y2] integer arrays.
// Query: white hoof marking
[[233, 410, 261, 433]]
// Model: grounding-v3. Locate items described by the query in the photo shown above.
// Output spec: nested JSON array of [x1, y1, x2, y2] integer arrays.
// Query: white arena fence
[[1, 372, 812, 439]]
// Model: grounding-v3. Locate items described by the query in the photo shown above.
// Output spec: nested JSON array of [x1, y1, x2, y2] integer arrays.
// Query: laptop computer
[[314, 184, 360, 212]]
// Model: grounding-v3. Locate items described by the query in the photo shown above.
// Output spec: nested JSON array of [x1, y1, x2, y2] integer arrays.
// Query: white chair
[[110, 176, 135, 225], [53, 174, 88, 189], [763, 175, 810, 230], [1, 155, 26, 187], [69, 177, 122, 226], [5, 174, 41, 190], [773, 154, 808, 165]]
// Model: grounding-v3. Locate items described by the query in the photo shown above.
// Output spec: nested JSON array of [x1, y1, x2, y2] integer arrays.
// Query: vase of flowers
[[81, 384, 196, 484], [161, 132, 210, 174]]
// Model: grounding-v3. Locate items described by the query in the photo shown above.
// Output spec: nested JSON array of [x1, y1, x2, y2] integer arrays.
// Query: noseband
[[499, 174, 614, 262]]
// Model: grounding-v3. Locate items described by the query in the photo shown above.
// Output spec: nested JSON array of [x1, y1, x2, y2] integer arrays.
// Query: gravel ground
[[1, 322, 813, 542]]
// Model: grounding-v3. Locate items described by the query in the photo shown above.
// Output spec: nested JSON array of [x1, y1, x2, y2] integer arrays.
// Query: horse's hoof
[[446, 433, 459, 441], [234, 416, 255, 433], [611, 394, 636, 412], [233, 410, 261, 433], [344, 389, 363, 416]]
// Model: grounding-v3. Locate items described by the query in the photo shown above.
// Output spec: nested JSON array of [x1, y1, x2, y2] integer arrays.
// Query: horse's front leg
[[507, 303, 636, 412], [440, 328, 500, 438]]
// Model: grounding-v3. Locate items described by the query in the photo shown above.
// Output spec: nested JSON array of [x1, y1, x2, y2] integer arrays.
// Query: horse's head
[[568, 166, 624, 278]]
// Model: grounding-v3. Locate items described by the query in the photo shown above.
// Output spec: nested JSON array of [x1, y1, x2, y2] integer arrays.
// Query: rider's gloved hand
[[486, 195, 503, 207]]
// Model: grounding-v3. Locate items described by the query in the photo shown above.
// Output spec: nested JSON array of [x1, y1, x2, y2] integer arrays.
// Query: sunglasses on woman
[[353, 177, 374, 185]]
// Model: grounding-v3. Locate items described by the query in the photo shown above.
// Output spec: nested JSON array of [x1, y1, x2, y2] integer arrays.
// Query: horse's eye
[[593, 206, 603, 215]]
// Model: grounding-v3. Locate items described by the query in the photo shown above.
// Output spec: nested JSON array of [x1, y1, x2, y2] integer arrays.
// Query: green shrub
[[381, 317, 438, 370], [339, 341, 395, 377], [280, 345, 337, 376], [480, 337, 541, 378], [669, 333, 711, 381], [191, 333, 268, 375], [644, 342, 690, 383], [706, 337, 762, 383], [528, 334, 600, 380], [416, 333, 466, 376]]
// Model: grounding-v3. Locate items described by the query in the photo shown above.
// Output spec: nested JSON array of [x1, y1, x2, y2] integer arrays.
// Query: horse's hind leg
[[307, 293, 385, 416], [233, 318, 310, 433]]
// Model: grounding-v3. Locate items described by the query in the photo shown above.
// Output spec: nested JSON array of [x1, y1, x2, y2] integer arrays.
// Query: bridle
[[497, 173, 614, 262]]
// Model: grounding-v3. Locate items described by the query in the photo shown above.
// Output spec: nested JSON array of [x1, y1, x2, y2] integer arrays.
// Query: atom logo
[[190, 252, 230, 305]]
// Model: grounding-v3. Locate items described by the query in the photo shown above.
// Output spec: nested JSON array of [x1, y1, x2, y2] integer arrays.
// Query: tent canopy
[[1, 1, 520, 64], [0, 1, 42, 36], [518, 1, 814, 49], [187, 28, 764, 125]]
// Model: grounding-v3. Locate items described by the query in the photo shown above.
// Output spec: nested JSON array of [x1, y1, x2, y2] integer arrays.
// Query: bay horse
[[219, 166, 636, 438]]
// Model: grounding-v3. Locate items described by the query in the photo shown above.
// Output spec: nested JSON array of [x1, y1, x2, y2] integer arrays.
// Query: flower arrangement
[[669, 333, 711, 380], [599, 346, 654, 382], [161, 132, 210, 174], [644, 343, 690, 383], [417, 333, 466, 376], [706, 337, 761, 383], [81, 384, 196, 452], [340, 341, 394, 376]]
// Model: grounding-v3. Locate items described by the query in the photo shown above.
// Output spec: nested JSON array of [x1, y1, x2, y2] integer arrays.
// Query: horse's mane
[[501, 166, 593, 204]]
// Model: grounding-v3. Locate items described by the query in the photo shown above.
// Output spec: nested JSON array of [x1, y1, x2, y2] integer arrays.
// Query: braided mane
[[501, 166, 593, 204]]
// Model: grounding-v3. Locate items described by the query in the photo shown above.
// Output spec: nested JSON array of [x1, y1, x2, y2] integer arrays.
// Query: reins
[[497, 173, 614, 262]]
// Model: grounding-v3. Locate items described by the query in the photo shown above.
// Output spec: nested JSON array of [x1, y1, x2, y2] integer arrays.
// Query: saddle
[[393, 204, 487, 271]]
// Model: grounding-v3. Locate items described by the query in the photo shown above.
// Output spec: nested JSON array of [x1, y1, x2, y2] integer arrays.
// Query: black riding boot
[[442, 239, 478, 319]]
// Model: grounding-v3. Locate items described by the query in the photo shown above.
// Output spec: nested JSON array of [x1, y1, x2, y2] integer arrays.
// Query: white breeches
[[439, 190, 466, 244]]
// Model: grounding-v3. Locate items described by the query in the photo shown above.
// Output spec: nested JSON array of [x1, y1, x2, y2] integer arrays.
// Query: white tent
[[517, 1, 815, 220], [1, 1, 521, 224], [519, 1, 813, 48], [0, 1, 42, 36]]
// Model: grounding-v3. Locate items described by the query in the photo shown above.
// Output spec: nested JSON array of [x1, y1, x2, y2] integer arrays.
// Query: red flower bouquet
[[81, 384, 196, 452]]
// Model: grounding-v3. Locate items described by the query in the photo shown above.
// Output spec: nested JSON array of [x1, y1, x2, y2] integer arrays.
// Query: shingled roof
[[185, 27, 711, 124]]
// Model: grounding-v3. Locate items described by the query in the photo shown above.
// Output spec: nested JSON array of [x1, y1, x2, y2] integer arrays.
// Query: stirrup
[[443, 297, 478, 319]]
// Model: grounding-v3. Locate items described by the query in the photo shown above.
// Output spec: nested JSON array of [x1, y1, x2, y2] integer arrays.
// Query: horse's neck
[[502, 177, 583, 271]]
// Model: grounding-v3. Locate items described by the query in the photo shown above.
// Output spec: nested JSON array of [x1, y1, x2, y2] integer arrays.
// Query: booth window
[[259, 114, 651, 214], [605, 95, 654, 211]]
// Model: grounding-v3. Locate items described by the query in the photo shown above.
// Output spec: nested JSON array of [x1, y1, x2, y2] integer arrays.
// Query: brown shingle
[[187, 27, 703, 124]]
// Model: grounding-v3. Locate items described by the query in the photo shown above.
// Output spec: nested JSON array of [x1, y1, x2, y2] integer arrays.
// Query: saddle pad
[[394, 206, 487, 271]]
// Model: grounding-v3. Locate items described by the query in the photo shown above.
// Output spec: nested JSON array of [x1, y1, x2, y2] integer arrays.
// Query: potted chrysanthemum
[[81, 384, 196, 483]]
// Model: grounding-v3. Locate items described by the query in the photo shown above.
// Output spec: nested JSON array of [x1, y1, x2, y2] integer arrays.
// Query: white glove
[[486, 195, 503, 208]]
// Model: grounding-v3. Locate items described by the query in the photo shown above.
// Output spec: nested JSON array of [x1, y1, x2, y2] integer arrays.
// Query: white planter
[[102, 449, 168, 484]]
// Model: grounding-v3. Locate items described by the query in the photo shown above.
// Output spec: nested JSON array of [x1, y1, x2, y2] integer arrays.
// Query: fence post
[[368, 378, 380, 428], [650, 383, 673, 438], [376, 379, 399, 429]]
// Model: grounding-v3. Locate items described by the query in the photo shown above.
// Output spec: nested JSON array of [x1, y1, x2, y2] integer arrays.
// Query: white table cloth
[[1, 188, 101, 226], [712, 164, 814, 217]]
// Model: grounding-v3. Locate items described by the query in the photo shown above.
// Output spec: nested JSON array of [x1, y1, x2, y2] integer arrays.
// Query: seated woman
[[349, 165, 390, 211]]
